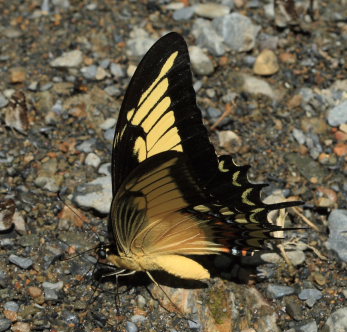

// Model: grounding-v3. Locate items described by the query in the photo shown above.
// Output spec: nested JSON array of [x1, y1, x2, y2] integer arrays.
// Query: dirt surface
[[0, 1, 346, 331]]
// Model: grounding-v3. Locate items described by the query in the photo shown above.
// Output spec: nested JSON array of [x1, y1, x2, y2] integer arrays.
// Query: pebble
[[9, 322, 30, 332], [105, 85, 121, 97], [297, 320, 318, 332], [0, 319, 11, 332], [173, 6, 195, 21], [286, 300, 303, 320], [217, 130, 242, 153], [326, 209, 347, 262], [0, 93, 8, 108], [253, 49, 279, 76], [9, 254, 33, 269], [81, 65, 98, 80], [9, 67, 26, 83], [43, 281, 64, 301], [323, 307, 347, 332], [126, 28, 156, 58], [327, 100, 347, 127], [126, 321, 138, 332], [194, 3, 230, 19], [212, 13, 260, 52], [85, 152, 101, 168], [28, 286, 43, 298], [298, 288, 322, 306], [4, 301, 19, 312], [100, 118, 117, 130], [239, 73, 277, 100], [73, 175, 112, 214], [110, 62, 125, 78], [98, 163, 111, 176], [76, 138, 97, 153], [104, 127, 115, 141], [131, 315, 147, 324], [266, 285, 295, 299], [189, 46, 214, 76], [292, 128, 306, 145], [50, 50, 83, 68], [192, 19, 226, 56]]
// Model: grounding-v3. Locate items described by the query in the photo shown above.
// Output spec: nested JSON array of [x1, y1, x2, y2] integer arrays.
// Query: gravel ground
[[0, 1, 346, 331]]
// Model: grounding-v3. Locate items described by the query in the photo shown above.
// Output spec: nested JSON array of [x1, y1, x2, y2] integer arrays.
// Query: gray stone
[[189, 46, 214, 76], [126, 321, 138, 332], [76, 138, 97, 153], [0, 319, 11, 332], [212, 13, 260, 52], [298, 288, 322, 301], [50, 50, 83, 68], [126, 29, 156, 58], [292, 128, 306, 145], [327, 210, 347, 262], [9, 254, 33, 269], [73, 175, 112, 214], [110, 63, 125, 78], [4, 301, 19, 312], [131, 315, 147, 324], [100, 118, 117, 130], [105, 85, 121, 97], [0, 93, 8, 108], [298, 321, 318, 332], [327, 100, 347, 126], [81, 65, 98, 80], [85, 152, 101, 168], [173, 6, 195, 21], [323, 307, 347, 332], [194, 3, 230, 19], [267, 285, 295, 299], [192, 19, 226, 56]]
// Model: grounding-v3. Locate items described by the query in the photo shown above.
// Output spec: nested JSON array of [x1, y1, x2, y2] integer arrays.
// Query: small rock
[[297, 320, 318, 332], [73, 175, 112, 214], [9, 254, 33, 269], [298, 288, 322, 301], [126, 321, 138, 332], [100, 118, 117, 130], [286, 299, 303, 320], [267, 285, 295, 299], [240, 73, 278, 100], [81, 65, 97, 80], [131, 315, 147, 324], [334, 143, 347, 156], [0, 319, 11, 332], [110, 63, 125, 78], [126, 28, 156, 58], [323, 307, 347, 332], [0, 93, 8, 108], [77, 138, 97, 153], [28, 286, 43, 298], [326, 210, 347, 262], [105, 85, 121, 97], [189, 46, 214, 76], [192, 19, 226, 56], [173, 6, 195, 21], [85, 152, 101, 168], [4, 301, 19, 312], [213, 13, 260, 52], [217, 130, 242, 153], [50, 50, 83, 68], [194, 3, 230, 19], [9, 67, 26, 83], [10, 322, 30, 332], [327, 100, 347, 127], [253, 49, 279, 76]]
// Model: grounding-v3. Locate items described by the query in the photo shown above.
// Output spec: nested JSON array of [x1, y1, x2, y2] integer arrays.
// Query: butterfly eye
[[96, 243, 108, 260]]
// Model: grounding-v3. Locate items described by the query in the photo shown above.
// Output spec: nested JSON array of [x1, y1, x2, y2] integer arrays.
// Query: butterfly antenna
[[57, 191, 103, 243], [145, 272, 197, 326]]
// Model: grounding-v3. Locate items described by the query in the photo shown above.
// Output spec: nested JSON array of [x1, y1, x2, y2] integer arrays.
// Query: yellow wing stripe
[[139, 51, 178, 105], [142, 96, 171, 133], [134, 79, 169, 125]]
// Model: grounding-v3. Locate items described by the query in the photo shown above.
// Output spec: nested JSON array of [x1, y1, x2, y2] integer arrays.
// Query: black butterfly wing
[[110, 32, 302, 263], [111, 32, 217, 196]]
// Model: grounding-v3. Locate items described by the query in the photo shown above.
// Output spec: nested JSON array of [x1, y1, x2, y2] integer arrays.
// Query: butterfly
[[105, 32, 301, 281]]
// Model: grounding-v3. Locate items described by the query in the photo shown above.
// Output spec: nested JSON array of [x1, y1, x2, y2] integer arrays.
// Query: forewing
[[111, 32, 217, 195]]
